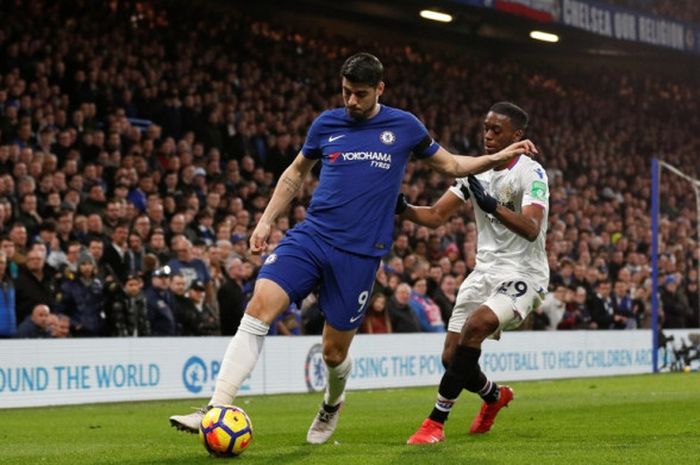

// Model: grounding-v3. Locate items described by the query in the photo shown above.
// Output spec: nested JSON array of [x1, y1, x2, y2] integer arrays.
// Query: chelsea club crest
[[379, 131, 396, 145], [304, 343, 327, 392]]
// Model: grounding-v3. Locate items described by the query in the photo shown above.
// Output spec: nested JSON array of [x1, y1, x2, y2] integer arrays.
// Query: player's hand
[[493, 139, 538, 162], [395, 193, 409, 215], [249, 222, 271, 254], [468, 175, 498, 214]]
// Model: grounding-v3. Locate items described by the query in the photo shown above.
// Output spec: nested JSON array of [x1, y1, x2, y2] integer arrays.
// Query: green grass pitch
[[1, 373, 699, 464]]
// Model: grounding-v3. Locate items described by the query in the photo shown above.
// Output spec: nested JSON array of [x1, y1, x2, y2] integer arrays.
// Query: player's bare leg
[[170, 279, 288, 433], [307, 323, 356, 444], [441, 331, 461, 369]]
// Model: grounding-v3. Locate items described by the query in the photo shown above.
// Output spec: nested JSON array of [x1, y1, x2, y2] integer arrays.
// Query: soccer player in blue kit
[[170, 53, 537, 444]]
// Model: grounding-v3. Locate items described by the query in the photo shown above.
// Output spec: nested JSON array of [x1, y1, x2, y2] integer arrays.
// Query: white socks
[[209, 314, 353, 409], [324, 356, 352, 407], [209, 314, 269, 406]]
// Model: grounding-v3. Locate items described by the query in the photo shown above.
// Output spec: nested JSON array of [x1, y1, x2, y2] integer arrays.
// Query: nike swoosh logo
[[349, 313, 364, 323], [329, 135, 345, 142]]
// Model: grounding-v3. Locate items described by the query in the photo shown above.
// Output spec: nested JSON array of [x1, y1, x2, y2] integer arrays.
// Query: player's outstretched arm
[[398, 191, 462, 229], [249, 153, 317, 254], [426, 140, 537, 178]]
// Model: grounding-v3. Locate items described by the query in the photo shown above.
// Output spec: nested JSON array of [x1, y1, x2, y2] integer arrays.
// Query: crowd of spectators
[[0, 0, 698, 340], [603, 0, 700, 24]]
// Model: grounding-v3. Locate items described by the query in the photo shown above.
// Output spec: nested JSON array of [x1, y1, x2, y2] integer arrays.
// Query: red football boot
[[407, 418, 445, 444], [469, 386, 514, 434]]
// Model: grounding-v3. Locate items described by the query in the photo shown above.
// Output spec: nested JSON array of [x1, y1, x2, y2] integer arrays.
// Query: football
[[199, 405, 253, 457]]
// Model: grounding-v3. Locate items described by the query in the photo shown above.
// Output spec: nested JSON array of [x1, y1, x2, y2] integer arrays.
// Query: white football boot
[[306, 402, 343, 444], [169, 406, 211, 433]]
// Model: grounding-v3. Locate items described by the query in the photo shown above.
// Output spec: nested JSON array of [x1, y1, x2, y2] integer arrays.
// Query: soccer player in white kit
[[401, 102, 549, 444]]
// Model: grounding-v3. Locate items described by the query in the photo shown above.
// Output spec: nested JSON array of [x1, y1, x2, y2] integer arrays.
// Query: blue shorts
[[257, 228, 380, 331]]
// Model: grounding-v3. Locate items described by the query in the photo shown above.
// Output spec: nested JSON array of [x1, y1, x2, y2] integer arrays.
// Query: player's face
[[482, 111, 522, 154], [342, 78, 384, 121]]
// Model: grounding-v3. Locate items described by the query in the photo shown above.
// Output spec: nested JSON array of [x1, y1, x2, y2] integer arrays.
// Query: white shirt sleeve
[[521, 164, 549, 209], [448, 177, 470, 203]]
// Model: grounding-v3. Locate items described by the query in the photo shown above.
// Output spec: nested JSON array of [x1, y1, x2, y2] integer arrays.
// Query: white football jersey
[[449, 156, 550, 288]]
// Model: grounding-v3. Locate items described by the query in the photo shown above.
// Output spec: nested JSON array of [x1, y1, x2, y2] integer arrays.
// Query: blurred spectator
[[104, 273, 150, 337], [217, 256, 246, 336], [589, 281, 617, 330], [55, 254, 105, 337], [631, 287, 648, 328], [146, 228, 171, 265], [301, 293, 325, 336], [170, 272, 190, 332], [167, 236, 211, 289], [85, 214, 108, 245], [9, 224, 28, 265], [175, 279, 219, 336], [52, 240, 81, 278], [167, 214, 195, 244], [14, 304, 52, 338], [102, 220, 131, 283], [103, 201, 123, 236], [528, 306, 550, 331], [558, 286, 593, 330], [550, 258, 575, 290], [1, 237, 19, 280], [269, 303, 302, 335], [145, 266, 176, 336], [360, 293, 392, 334], [132, 215, 152, 242], [14, 248, 56, 323], [432, 274, 457, 326], [56, 211, 77, 249], [538, 285, 567, 330], [660, 275, 692, 328], [18, 194, 42, 237], [87, 238, 105, 269], [48, 313, 71, 338], [611, 280, 637, 329], [79, 184, 107, 216], [409, 278, 445, 333], [0, 250, 16, 337], [388, 283, 421, 333], [196, 211, 216, 246], [127, 232, 146, 274], [372, 266, 390, 297]]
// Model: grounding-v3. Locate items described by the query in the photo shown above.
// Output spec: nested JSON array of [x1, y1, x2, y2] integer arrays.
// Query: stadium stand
[[0, 0, 698, 338]]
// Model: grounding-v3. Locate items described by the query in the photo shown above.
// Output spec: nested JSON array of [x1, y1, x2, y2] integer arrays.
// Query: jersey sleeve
[[521, 164, 549, 209], [301, 113, 325, 159], [407, 112, 440, 159], [448, 178, 470, 203]]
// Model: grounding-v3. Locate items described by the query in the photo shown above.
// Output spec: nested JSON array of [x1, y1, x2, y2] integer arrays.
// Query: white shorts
[[448, 269, 546, 337]]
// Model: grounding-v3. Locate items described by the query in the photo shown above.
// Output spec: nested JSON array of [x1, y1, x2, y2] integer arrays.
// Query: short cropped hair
[[490, 101, 529, 131], [340, 53, 384, 86]]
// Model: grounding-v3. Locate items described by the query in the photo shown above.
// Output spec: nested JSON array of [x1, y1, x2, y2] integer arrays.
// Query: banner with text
[[559, 0, 698, 54], [450, 0, 700, 55], [1, 330, 693, 409]]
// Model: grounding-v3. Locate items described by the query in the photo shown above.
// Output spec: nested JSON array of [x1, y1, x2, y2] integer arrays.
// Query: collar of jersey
[[495, 155, 521, 171]]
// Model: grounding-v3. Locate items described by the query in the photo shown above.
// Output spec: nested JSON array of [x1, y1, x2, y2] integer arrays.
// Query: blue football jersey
[[300, 105, 439, 256]]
